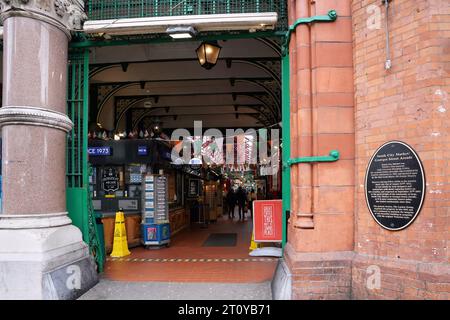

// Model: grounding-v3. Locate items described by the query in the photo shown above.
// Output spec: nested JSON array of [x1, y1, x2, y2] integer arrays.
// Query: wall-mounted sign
[[102, 167, 119, 192], [138, 145, 148, 156], [365, 141, 425, 231], [88, 146, 111, 156], [253, 200, 282, 242], [188, 179, 200, 198], [118, 199, 139, 211]]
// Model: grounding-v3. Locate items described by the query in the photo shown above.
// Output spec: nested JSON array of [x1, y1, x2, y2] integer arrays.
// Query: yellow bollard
[[110, 211, 131, 258]]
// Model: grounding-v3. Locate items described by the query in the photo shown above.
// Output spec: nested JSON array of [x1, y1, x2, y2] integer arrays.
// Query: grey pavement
[[79, 278, 273, 300]]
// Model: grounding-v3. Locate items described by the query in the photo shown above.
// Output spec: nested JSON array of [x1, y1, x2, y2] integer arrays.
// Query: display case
[[141, 173, 171, 247]]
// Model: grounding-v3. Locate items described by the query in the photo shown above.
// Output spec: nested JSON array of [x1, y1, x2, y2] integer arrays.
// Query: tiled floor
[[104, 213, 278, 283]]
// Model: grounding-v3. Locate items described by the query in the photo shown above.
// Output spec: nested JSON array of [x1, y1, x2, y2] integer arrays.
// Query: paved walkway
[[80, 213, 277, 299], [101, 214, 278, 283], [79, 279, 272, 300]]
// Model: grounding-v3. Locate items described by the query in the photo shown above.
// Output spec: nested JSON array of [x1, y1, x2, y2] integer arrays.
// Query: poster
[[253, 200, 282, 242]]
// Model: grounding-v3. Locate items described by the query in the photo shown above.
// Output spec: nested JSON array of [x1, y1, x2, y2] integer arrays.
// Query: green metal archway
[[66, 3, 299, 272]]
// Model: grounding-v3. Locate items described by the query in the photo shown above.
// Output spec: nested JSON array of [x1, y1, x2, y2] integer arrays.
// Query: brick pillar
[[285, 0, 355, 299]]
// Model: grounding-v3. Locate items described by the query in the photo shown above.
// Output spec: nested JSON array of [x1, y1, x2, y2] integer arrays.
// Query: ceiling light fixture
[[166, 26, 198, 39], [196, 41, 222, 70]]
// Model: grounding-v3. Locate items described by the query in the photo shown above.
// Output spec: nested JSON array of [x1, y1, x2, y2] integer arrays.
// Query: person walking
[[236, 186, 247, 221], [247, 188, 257, 219], [226, 189, 236, 220]]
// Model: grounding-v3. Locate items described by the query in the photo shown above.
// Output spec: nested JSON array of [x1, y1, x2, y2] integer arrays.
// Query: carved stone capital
[[0, 105, 74, 133], [0, 0, 87, 38]]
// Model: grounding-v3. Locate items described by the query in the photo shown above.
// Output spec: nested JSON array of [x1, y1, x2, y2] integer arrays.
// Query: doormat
[[202, 233, 237, 247]]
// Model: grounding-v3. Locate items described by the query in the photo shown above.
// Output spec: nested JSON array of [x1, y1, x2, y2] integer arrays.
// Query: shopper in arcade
[[226, 188, 237, 220], [247, 188, 257, 219], [236, 186, 247, 221]]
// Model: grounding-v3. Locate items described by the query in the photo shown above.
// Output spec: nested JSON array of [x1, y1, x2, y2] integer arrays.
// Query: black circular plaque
[[365, 141, 425, 231]]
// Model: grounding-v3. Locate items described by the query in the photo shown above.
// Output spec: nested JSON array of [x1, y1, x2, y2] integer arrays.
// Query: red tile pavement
[[104, 216, 278, 283]]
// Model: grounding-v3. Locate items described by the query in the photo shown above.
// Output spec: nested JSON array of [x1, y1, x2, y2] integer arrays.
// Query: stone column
[[0, 0, 97, 299]]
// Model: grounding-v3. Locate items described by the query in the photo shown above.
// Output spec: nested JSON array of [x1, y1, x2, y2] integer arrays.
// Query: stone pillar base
[[284, 244, 354, 300], [0, 215, 98, 300], [271, 258, 292, 300]]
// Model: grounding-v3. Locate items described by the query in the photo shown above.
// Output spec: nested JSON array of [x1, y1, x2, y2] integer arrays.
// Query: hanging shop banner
[[102, 167, 119, 192], [253, 200, 282, 242], [365, 141, 425, 231]]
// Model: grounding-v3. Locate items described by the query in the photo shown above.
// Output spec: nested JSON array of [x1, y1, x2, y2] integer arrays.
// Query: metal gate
[[66, 49, 104, 272]]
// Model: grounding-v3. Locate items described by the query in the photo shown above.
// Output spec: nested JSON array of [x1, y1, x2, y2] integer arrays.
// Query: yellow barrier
[[110, 211, 131, 258]]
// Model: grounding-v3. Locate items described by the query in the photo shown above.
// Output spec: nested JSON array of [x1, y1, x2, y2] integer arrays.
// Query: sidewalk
[[79, 279, 272, 300]]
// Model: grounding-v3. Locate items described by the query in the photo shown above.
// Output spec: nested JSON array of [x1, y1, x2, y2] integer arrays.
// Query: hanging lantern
[[196, 41, 222, 70]]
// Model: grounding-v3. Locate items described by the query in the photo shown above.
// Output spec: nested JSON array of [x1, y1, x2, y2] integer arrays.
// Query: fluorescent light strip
[[84, 12, 278, 36], [169, 33, 193, 39]]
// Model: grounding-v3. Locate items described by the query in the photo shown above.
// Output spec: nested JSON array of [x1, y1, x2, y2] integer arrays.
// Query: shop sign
[[188, 179, 200, 197], [88, 146, 111, 156], [365, 141, 425, 231], [253, 200, 282, 242], [102, 167, 119, 192], [137, 145, 148, 156]]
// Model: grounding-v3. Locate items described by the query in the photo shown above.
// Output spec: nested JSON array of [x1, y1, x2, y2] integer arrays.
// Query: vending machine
[[141, 173, 171, 247]]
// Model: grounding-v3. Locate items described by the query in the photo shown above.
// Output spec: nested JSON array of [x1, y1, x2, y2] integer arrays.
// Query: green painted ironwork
[[281, 53, 290, 249], [67, 49, 105, 273], [281, 10, 338, 56], [70, 31, 285, 48], [86, 0, 287, 30], [287, 150, 340, 166]]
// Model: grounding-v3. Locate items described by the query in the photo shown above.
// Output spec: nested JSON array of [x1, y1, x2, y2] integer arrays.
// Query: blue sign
[[138, 145, 148, 156], [88, 146, 111, 156]]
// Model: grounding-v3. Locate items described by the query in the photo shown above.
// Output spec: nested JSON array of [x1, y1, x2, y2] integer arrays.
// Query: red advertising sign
[[253, 200, 282, 242]]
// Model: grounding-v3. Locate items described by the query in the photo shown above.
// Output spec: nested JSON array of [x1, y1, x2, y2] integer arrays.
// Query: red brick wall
[[352, 0, 450, 299], [285, 0, 355, 299], [285, 0, 449, 300]]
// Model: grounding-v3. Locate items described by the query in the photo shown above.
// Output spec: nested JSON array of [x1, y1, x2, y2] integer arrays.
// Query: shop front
[[88, 137, 188, 253]]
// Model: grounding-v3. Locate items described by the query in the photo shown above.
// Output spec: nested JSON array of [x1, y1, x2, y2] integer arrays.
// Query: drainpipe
[[294, 0, 315, 229], [383, 0, 392, 70], [282, 3, 339, 240]]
